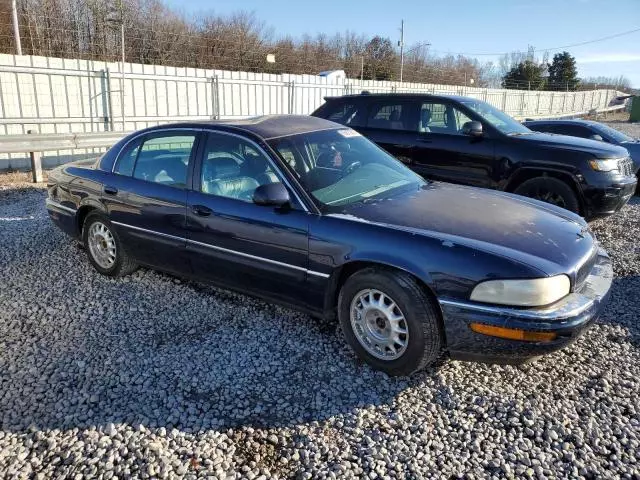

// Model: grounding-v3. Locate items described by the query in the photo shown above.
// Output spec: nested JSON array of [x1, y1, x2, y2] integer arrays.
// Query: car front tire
[[82, 212, 138, 277], [338, 268, 444, 376], [513, 177, 580, 213]]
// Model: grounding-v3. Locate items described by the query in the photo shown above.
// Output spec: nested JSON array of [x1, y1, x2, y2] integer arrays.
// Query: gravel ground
[[1, 174, 640, 479]]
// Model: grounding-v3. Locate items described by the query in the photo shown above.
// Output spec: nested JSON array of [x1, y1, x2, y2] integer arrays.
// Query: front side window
[[269, 128, 425, 210], [200, 133, 280, 202], [131, 134, 196, 188], [419, 102, 472, 134]]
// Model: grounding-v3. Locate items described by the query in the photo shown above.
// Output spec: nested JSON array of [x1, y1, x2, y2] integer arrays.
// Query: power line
[[425, 27, 640, 57]]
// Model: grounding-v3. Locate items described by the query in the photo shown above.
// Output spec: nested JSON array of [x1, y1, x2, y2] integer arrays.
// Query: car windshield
[[592, 123, 636, 143], [268, 128, 425, 210], [461, 99, 532, 136]]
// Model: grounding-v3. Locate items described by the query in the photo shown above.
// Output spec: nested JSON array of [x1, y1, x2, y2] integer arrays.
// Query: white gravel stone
[[0, 165, 639, 478]]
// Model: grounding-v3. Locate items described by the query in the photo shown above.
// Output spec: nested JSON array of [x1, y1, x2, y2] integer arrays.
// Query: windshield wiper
[[507, 132, 533, 136]]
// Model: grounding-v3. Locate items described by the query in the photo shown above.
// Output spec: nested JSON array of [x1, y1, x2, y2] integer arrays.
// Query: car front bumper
[[439, 248, 613, 364], [582, 176, 637, 219]]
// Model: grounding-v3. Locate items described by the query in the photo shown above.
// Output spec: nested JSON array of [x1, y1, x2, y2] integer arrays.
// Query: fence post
[[210, 75, 220, 119], [101, 69, 114, 131], [502, 91, 507, 111], [27, 130, 43, 183], [288, 81, 295, 114], [550, 93, 555, 114], [519, 92, 526, 117], [536, 92, 541, 114]]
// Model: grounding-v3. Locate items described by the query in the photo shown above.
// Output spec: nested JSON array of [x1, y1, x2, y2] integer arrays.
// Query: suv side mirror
[[253, 182, 291, 207], [590, 134, 604, 142], [462, 121, 483, 137]]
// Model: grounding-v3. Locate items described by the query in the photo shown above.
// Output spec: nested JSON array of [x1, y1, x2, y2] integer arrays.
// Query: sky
[[165, 0, 640, 87]]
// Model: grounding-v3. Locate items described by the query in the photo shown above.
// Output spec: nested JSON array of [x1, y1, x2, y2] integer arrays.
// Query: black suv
[[312, 93, 637, 220]]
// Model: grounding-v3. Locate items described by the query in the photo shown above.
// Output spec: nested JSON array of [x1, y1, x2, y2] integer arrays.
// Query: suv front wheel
[[513, 177, 580, 213]]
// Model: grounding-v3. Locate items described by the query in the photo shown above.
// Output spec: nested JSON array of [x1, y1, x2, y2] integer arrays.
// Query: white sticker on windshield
[[337, 129, 361, 138]]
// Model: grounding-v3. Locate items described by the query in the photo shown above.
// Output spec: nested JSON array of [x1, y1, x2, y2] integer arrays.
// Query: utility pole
[[11, 0, 22, 55], [399, 20, 404, 82]]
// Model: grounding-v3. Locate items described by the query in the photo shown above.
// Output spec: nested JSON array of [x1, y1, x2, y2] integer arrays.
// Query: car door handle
[[393, 144, 414, 149], [416, 138, 432, 144], [191, 204, 213, 217], [103, 185, 118, 195]]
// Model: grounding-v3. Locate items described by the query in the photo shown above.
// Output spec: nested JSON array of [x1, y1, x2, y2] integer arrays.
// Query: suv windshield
[[461, 99, 532, 136], [268, 129, 425, 209]]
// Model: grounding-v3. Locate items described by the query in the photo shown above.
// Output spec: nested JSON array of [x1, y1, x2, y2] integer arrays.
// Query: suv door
[[186, 131, 311, 308], [356, 100, 420, 166], [410, 100, 497, 188], [104, 129, 200, 274]]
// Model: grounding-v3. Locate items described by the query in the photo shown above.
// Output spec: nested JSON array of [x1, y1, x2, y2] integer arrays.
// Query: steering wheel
[[344, 161, 362, 175]]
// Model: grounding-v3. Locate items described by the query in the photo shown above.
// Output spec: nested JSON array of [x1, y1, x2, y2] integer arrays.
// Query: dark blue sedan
[[46, 115, 613, 375]]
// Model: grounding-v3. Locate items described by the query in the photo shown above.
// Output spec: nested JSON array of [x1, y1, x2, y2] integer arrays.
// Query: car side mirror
[[253, 182, 291, 207], [462, 121, 483, 137], [590, 134, 604, 142]]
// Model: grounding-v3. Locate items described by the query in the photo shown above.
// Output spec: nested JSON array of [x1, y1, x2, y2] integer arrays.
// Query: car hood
[[334, 182, 594, 274], [514, 132, 629, 158]]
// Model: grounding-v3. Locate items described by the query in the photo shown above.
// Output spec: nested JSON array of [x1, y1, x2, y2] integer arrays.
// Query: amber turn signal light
[[470, 323, 557, 342]]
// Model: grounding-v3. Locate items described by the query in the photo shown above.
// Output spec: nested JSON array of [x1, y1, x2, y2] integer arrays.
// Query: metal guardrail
[[1, 130, 130, 182], [0, 131, 129, 154]]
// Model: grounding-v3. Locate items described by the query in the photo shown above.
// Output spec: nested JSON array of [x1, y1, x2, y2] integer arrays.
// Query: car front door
[[410, 101, 497, 188], [356, 100, 420, 166], [185, 131, 311, 308], [102, 129, 200, 274]]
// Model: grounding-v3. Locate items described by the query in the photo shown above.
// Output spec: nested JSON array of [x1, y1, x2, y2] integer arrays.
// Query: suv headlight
[[589, 159, 619, 172], [470, 275, 571, 307]]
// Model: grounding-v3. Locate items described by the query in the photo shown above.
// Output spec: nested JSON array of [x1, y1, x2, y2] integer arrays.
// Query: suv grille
[[618, 157, 634, 177]]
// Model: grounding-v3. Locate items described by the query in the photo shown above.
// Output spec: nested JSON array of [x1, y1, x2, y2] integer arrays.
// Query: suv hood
[[515, 132, 629, 159], [335, 182, 594, 274]]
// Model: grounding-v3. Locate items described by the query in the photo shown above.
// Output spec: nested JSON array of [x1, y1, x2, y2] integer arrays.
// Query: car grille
[[574, 247, 597, 292], [618, 157, 635, 177]]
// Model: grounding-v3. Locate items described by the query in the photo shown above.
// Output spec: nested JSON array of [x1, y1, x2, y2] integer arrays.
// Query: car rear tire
[[513, 177, 580, 213], [338, 268, 443, 376], [82, 212, 138, 277]]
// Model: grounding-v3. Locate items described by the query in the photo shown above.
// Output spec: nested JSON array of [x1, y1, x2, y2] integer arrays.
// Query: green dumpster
[[630, 96, 640, 122]]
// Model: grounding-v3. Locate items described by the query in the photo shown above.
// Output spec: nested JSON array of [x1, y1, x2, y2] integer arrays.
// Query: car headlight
[[470, 275, 571, 307], [589, 159, 619, 172]]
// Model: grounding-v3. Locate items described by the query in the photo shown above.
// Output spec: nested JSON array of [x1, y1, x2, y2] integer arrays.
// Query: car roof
[[325, 93, 475, 103], [524, 118, 599, 127], [138, 115, 341, 140]]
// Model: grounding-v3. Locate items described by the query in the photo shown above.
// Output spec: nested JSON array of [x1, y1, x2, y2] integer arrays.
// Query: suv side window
[[321, 101, 365, 127], [367, 102, 417, 131], [420, 102, 473, 135]]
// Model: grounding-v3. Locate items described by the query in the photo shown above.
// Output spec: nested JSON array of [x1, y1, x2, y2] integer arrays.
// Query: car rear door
[[355, 99, 420, 166], [410, 100, 497, 188], [102, 129, 201, 274], [185, 130, 311, 308]]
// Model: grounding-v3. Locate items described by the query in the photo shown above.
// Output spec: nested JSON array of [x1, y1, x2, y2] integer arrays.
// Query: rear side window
[[131, 134, 196, 189], [320, 102, 365, 127], [554, 125, 594, 139], [367, 102, 418, 131], [114, 143, 139, 176]]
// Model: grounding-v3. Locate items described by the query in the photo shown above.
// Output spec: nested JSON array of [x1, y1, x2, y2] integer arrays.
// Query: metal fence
[[0, 53, 623, 170]]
